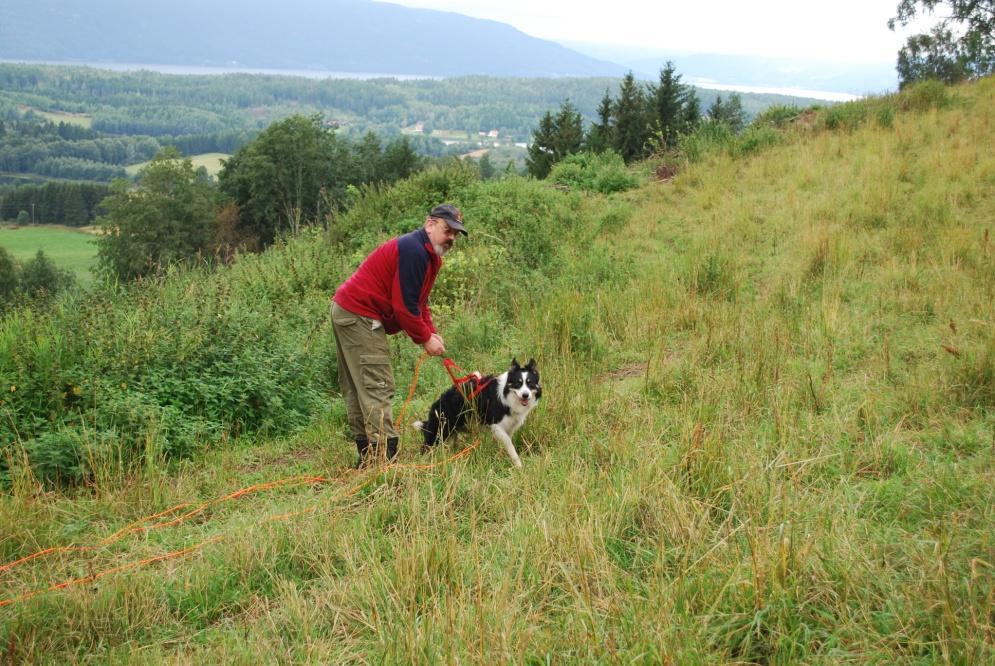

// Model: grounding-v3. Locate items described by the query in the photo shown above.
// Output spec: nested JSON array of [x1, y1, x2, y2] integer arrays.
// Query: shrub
[[549, 150, 638, 194], [823, 102, 868, 132], [876, 105, 896, 128], [735, 125, 782, 156], [899, 79, 951, 111], [676, 121, 736, 163], [752, 104, 804, 128], [18, 250, 75, 301]]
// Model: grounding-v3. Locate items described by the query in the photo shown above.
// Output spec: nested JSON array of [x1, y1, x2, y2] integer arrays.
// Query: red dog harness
[[442, 358, 494, 401]]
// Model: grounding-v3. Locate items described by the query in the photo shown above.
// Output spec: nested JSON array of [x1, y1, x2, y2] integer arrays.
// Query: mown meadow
[[0, 224, 98, 284], [0, 77, 992, 663]]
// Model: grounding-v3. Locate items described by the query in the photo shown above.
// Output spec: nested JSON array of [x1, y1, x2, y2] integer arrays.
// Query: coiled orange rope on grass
[[0, 353, 482, 608]]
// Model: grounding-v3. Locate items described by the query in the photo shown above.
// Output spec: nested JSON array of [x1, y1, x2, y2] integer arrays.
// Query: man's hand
[[423, 334, 445, 356]]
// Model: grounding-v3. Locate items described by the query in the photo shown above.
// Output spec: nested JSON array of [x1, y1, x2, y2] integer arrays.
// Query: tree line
[[527, 64, 747, 178], [0, 116, 158, 181], [0, 113, 262, 183], [95, 115, 424, 281], [0, 64, 814, 146], [0, 181, 111, 226]]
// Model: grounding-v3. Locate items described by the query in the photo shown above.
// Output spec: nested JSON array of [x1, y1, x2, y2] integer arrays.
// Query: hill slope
[[0, 0, 624, 77], [1, 78, 993, 661]]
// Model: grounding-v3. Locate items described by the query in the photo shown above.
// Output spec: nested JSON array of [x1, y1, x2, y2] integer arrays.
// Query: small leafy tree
[[96, 147, 217, 281], [890, 0, 995, 86], [218, 114, 353, 245], [19, 250, 75, 300]]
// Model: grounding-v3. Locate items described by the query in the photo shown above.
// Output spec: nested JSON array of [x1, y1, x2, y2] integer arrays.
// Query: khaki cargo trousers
[[331, 302, 398, 446]]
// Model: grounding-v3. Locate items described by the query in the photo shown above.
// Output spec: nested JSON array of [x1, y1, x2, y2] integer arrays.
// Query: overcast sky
[[383, 0, 935, 63]]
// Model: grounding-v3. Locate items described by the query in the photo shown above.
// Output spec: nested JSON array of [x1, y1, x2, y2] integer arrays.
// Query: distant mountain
[[564, 42, 899, 97], [0, 0, 625, 78]]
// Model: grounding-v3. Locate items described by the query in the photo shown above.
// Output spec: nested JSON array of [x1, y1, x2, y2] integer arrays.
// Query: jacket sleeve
[[393, 240, 434, 344], [423, 302, 437, 334]]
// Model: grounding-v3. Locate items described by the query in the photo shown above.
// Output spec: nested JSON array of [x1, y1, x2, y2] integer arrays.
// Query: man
[[331, 203, 466, 467]]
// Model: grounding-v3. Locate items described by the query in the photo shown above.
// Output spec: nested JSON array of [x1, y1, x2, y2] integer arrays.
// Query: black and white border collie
[[414, 358, 542, 468]]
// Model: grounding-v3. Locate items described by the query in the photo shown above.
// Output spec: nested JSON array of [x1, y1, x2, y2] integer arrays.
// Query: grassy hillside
[[1, 78, 993, 662]]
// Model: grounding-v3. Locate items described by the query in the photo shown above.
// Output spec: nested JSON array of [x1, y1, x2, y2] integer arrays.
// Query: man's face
[[425, 217, 459, 256]]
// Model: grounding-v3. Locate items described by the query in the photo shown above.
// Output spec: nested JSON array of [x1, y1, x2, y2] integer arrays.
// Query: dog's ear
[[525, 358, 537, 370], [510, 357, 520, 368]]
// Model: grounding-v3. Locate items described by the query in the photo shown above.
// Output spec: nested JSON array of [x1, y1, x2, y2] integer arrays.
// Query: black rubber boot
[[386, 437, 399, 463], [354, 436, 370, 469]]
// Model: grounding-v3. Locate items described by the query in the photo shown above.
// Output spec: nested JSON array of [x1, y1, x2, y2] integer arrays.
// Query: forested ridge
[[1, 64, 821, 143], [0, 63, 823, 224]]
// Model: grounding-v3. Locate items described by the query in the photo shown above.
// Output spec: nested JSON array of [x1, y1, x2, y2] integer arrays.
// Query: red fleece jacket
[[333, 227, 440, 344]]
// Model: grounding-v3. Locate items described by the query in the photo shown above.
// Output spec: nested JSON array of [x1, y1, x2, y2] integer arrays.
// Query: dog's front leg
[[490, 425, 523, 468]]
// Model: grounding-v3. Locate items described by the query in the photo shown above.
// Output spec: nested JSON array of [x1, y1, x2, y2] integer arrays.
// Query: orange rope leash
[[0, 439, 479, 608], [0, 352, 484, 609]]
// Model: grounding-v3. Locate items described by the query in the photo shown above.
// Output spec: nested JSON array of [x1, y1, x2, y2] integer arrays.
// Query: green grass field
[[125, 152, 230, 178], [0, 225, 98, 283], [1, 78, 993, 662]]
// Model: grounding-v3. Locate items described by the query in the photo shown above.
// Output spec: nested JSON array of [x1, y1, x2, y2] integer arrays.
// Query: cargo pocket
[[360, 354, 394, 401]]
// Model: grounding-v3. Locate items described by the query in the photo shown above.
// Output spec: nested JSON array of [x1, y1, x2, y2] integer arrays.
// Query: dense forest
[[0, 64, 820, 143]]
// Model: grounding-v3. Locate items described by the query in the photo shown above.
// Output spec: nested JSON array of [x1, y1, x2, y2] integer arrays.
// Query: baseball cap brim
[[430, 203, 468, 236]]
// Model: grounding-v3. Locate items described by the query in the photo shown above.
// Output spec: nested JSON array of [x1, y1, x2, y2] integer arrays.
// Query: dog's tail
[[412, 420, 424, 432]]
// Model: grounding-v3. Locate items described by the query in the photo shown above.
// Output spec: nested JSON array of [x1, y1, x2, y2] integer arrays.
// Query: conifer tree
[[586, 89, 615, 153], [612, 72, 649, 163], [651, 62, 685, 148], [723, 93, 746, 133], [478, 152, 495, 180], [707, 95, 725, 122], [526, 111, 557, 179], [682, 88, 702, 133], [551, 100, 584, 159]]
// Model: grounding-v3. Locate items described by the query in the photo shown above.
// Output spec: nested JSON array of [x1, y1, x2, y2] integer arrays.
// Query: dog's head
[[503, 358, 542, 410]]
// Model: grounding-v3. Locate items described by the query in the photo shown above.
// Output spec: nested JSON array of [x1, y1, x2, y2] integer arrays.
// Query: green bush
[[549, 151, 639, 194], [899, 79, 950, 112], [876, 105, 896, 128], [677, 121, 736, 163], [0, 233, 343, 486], [823, 102, 868, 132], [18, 250, 75, 301], [752, 104, 804, 128], [735, 124, 783, 156]]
